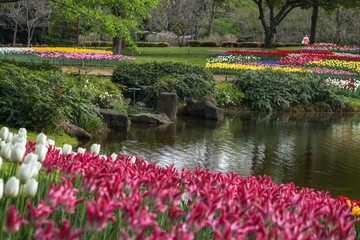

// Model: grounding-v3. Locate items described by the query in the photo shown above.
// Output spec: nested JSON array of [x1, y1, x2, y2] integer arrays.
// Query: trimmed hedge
[[220, 41, 239, 47], [84, 41, 113, 47], [112, 62, 216, 106], [187, 40, 218, 47], [134, 42, 169, 47]]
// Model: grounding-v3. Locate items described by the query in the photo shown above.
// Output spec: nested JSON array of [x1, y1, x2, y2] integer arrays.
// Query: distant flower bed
[[0, 126, 359, 239], [0, 47, 134, 67]]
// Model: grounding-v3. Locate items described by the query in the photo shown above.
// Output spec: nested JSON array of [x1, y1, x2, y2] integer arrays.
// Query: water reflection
[[81, 113, 360, 200]]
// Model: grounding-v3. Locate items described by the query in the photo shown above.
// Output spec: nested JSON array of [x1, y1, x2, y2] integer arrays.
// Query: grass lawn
[[133, 55, 207, 66]]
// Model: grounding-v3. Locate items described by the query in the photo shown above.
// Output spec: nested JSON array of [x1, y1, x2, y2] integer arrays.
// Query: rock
[[279, 99, 290, 110], [156, 92, 177, 121], [100, 109, 129, 130], [60, 122, 91, 140], [130, 113, 172, 125], [184, 98, 224, 121]]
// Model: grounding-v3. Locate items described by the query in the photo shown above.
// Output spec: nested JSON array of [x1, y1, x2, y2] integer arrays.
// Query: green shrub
[[134, 42, 169, 47], [84, 41, 113, 47], [232, 70, 344, 112], [220, 41, 239, 47], [237, 42, 264, 48], [215, 81, 244, 108], [187, 40, 202, 47], [0, 59, 61, 72], [112, 62, 216, 106], [200, 41, 218, 47]]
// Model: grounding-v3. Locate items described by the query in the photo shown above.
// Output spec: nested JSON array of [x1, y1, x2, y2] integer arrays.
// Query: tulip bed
[[1, 126, 360, 239], [0, 47, 135, 67], [206, 44, 360, 94]]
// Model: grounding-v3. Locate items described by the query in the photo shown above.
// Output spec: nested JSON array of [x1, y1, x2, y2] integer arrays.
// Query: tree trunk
[[264, 29, 276, 48], [207, 0, 216, 38], [309, 3, 319, 44], [113, 36, 121, 55], [12, 23, 17, 46], [334, 9, 341, 44]]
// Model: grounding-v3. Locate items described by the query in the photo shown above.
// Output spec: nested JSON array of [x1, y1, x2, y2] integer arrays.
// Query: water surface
[[81, 113, 360, 200]]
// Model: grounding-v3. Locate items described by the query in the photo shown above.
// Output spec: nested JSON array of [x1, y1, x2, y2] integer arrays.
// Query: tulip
[[35, 144, 48, 162], [16, 137, 27, 147], [1, 142, 12, 161], [63, 144, 72, 155], [36, 133, 47, 145], [18, 163, 35, 184], [11, 134, 18, 144], [11, 143, 26, 163], [5, 176, 20, 198], [129, 155, 136, 163], [1, 140, 5, 148], [56, 147, 63, 154], [23, 153, 38, 164], [110, 153, 117, 161], [0, 127, 9, 140], [90, 144, 100, 155], [18, 128, 27, 138], [77, 147, 86, 154], [5, 132, 13, 143], [46, 139, 55, 147], [0, 179, 3, 199], [29, 161, 42, 177], [23, 178, 38, 197]]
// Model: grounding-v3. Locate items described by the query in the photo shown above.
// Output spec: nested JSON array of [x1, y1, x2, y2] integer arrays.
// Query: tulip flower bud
[[0, 179, 3, 199], [5, 176, 19, 198], [35, 144, 48, 162], [18, 163, 34, 184], [56, 147, 62, 154], [36, 133, 47, 145], [110, 153, 118, 161], [11, 143, 26, 163], [63, 144, 72, 155], [46, 139, 55, 147], [18, 128, 27, 138], [23, 178, 38, 197], [16, 137, 27, 147], [129, 155, 136, 163], [29, 161, 42, 178], [11, 134, 18, 144], [1, 142, 12, 161], [5, 132, 13, 143], [90, 144, 100, 155], [0, 127, 9, 140], [1, 141, 5, 148], [77, 147, 86, 154], [23, 153, 38, 164]]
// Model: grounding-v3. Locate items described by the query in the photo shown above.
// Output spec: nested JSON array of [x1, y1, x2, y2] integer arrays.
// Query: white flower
[[77, 147, 86, 154], [36, 133, 47, 145], [11, 142, 26, 163], [0, 142, 12, 161], [18, 163, 35, 184], [0, 127, 9, 140], [90, 144, 100, 155], [56, 147, 62, 154], [0, 141, 5, 149], [5, 132, 13, 143], [16, 137, 27, 146], [0, 179, 3, 199], [35, 144, 48, 162], [62, 144, 72, 155], [110, 153, 117, 161], [24, 153, 38, 164], [18, 128, 27, 139], [46, 139, 55, 147], [23, 178, 38, 197], [11, 134, 18, 144], [129, 155, 136, 163], [29, 161, 42, 177], [5, 176, 20, 198]]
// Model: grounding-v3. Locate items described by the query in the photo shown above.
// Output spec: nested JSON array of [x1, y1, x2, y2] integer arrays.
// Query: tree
[[1, 2, 25, 45], [204, 0, 230, 38], [251, 0, 306, 48]]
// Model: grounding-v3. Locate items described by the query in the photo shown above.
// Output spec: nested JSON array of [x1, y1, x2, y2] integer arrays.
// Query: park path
[[61, 66, 229, 82]]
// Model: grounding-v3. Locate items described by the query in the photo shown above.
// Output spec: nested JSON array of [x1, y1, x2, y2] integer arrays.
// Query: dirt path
[[61, 66, 232, 81]]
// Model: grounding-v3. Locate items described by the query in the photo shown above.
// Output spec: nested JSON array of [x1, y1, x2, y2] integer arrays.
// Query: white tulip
[[11, 134, 18, 144], [11, 143, 26, 163], [18, 128, 27, 138], [90, 144, 100, 155], [62, 144, 72, 155], [23, 178, 38, 197], [110, 153, 118, 161], [46, 139, 55, 147], [0, 179, 3, 199], [56, 147, 62, 154], [0, 141, 4, 149], [5, 132, 13, 143], [0, 127, 9, 140], [77, 147, 86, 154], [1, 142, 12, 161], [16, 137, 27, 146], [5, 176, 19, 198], [18, 163, 34, 184], [36, 133, 47, 145], [29, 161, 42, 177], [129, 155, 136, 163], [35, 144, 48, 162], [24, 153, 38, 164]]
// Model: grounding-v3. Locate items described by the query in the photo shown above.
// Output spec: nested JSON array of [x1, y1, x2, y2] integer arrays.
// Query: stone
[[279, 99, 290, 110], [60, 122, 91, 140], [156, 92, 177, 121], [130, 113, 172, 125], [100, 109, 129, 130], [183, 98, 224, 121]]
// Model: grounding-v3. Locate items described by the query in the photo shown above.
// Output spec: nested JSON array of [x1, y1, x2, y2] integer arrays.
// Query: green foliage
[[215, 81, 245, 108], [134, 42, 169, 47], [84, 41, 113, 47], [233, 70, 345, 112], [112, 62, 216, 106], [0, 59, 61, 72], [187, 40, 218, 47]]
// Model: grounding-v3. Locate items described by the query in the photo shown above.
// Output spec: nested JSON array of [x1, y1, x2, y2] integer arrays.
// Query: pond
[[81, 113, 360, 200]]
